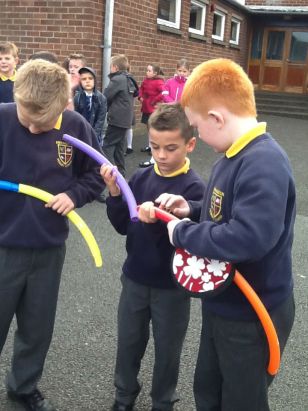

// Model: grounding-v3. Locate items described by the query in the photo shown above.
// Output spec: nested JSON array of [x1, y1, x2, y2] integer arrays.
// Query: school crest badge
[[209, 187, 224, 221], [57, 142, 73, 167]]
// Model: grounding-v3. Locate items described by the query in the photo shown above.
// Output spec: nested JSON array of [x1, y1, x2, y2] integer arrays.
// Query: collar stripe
[[226, 122, 267, 158], [154, 157, 190, 177]]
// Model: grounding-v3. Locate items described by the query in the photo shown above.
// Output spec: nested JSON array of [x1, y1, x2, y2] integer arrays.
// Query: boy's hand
[[45, 193, 75, 216], [100, 164, 121, 196], [138, 201, 157, 223], [155, 193, 190, 218]]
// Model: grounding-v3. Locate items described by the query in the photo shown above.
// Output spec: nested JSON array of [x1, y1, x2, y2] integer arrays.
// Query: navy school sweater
[[0, 103, 104, 247], [106, 165, 206, 289], [0, 77, 14, 103], [173, 131, 296, 320]]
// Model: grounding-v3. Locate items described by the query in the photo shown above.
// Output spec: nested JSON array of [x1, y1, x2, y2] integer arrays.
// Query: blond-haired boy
[[0, 41, 19, 103], [101, 103, 205, 411], [0, 59, 103, 411], [141, 59, 296, 411]]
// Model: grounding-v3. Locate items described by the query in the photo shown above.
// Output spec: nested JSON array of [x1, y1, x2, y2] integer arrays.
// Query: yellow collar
[[0, 70, 16, 81], [54, 114, 62, 130], [226, 122, 267, 158], [154, 157, 190, 177]]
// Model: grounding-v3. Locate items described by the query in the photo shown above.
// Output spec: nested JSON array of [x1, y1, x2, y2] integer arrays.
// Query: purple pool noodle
[[63, 134, 138, 222]]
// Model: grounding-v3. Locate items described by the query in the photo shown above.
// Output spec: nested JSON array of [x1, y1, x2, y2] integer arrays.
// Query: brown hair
[[148, 103, 194, 142], [111, 54, 129, 71], [29, 51, 58, 64], [150, 64, 164, 76], [14, 59, 70, 124], [177, 58, 190, 70], [181, 58, 256, 117], [69, 53, 86, 64], [0, 41, 18, 57]]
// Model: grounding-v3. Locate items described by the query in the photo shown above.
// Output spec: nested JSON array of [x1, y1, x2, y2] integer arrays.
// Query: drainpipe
[[102, 0, 114, 91]]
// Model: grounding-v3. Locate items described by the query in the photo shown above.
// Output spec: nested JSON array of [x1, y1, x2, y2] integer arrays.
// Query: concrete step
[[257, 108, 308, 120], [255, 92, 308, 119]]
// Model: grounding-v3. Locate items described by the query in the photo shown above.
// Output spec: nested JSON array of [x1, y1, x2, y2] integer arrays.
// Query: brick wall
[[1, 0, 249, 91], [111, 0, 249, 86], [245, 1, 308, 5], [1, 0, 104, 84]]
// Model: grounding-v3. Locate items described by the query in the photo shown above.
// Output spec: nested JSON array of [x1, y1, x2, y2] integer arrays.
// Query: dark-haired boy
[[101, 103, 205, 411], [74, 66, 107, 146]]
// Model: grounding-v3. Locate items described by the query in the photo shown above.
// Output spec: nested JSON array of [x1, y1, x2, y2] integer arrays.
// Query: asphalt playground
[[0, 114, 307, 411]]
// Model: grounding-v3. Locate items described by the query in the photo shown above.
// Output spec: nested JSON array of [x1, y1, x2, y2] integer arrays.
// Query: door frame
[[248, 26, 308, 94]]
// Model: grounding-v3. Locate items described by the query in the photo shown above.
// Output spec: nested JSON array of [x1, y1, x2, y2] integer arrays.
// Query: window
[[157, 0, 181, 29], [266, 31, 285, 60], [250, 29, 263, 59], [189, 1, 206, 36], [212, 10, 225, 41], [289, 31, 308, 62], [230, 18, 240, 45]]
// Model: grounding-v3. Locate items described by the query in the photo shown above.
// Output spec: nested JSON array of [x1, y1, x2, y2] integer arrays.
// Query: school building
[[1, 1, 308, 96]]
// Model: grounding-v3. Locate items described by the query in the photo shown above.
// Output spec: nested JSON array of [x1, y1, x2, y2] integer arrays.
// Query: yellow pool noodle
[[19, 184, 102, 267]]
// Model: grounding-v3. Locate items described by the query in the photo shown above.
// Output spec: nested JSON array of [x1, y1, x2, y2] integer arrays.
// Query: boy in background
[[0, 41, 19, 103], [0, 59, 103, 411], [66, 53, 86, 110], [142, 58, 296, 411], [103, 54, 138, 178], [74, 66, 107, 146], [101, 103, 205, 411]]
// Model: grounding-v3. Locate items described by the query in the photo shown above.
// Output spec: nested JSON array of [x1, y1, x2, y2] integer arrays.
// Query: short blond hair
[[0, 41, 19, 57], [110, 54, 129, 71], [181, 58, 256, 117], [14, 59, 70, 123]]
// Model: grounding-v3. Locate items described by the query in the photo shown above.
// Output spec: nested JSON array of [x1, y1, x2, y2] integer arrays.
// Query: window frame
[[189, 0, 207, 36], [230, 18, 241, 45], [211, 9, 226, 41], [157, 0, 182, 30]]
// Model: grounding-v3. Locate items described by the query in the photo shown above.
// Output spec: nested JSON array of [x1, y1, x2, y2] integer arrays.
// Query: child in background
[[74, 66, 107, 146], [103, 54, 138, 178], [162, 58, 190, 103], [0, 41, 19, 103], [0, 60, 103, 411], [66, 53, 86, 110], [138, 64, 164, 167], [140, 58, 296, 411], [101, 103, 205, 411], [29, 51, 58, 64]]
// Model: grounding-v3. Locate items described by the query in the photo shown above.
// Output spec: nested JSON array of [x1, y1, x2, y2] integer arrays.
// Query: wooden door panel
[[263, 67, 281, 88]]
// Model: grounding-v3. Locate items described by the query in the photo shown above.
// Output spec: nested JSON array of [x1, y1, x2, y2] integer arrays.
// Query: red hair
[[181, 58, 256, 117]]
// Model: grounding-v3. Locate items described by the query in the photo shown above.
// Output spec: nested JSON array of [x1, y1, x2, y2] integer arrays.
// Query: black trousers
[[0, 245, 66, 394], [102, 124, 127, 177], [194, 292, 295, 411], [114, 276, 191, 410]]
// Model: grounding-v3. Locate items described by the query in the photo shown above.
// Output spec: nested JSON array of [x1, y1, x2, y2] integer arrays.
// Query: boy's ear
[[208, 110, 225, 128], [186, 136, 196, 153]]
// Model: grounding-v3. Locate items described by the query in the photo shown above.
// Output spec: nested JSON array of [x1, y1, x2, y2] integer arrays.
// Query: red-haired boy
[[140, 58, 296, 411]]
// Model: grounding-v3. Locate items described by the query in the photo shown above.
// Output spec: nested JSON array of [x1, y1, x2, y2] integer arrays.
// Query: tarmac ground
[[0, 114, 307, 411]]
